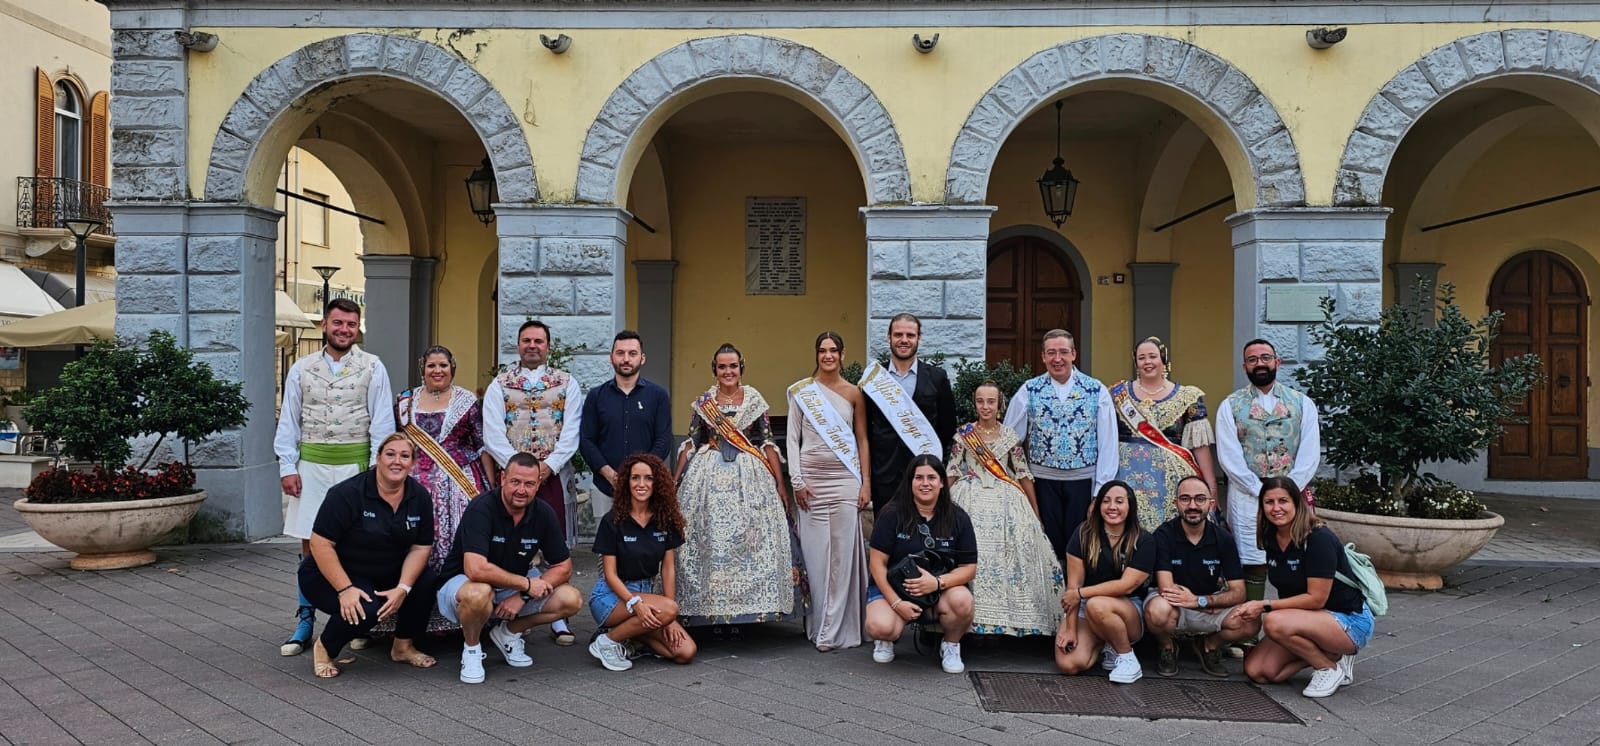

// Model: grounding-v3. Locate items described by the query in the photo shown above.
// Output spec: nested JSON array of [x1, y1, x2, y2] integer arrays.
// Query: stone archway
[[945, 33, 1306, 208], [575, 34, 912, 206], [203, 33, 536, 205], [1334, 30, 1600, 206]]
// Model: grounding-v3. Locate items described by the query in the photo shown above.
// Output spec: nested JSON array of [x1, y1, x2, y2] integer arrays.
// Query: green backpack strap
[[1335, 543, 1389, 616]]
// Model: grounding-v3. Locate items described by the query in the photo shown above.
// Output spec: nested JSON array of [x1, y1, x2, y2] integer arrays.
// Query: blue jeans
[[591, 578, 655, 626]]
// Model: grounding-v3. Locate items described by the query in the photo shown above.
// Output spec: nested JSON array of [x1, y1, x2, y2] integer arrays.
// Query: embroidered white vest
[[497, 366, 572, 458], [298, 347, 378, 444]]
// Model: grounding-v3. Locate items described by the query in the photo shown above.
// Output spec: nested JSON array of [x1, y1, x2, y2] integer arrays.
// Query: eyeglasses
[[1175, 495, 1209, 504], [917, 523, 936, 549], [1244, 354, 1277, 365]]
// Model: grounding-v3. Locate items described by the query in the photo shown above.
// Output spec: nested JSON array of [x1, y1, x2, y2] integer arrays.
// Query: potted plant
[[1, 385, 36, 434], [12, 331, 250, 570], [1294, 281, 1542, 589]]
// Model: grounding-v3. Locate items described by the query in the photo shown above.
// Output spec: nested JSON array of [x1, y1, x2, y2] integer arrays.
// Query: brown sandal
[[389, 645, 437, 669], [312, 640, 340, 679]]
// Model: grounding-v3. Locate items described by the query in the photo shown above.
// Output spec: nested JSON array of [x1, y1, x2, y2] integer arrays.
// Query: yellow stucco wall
[[189, 23, 1600, 208]]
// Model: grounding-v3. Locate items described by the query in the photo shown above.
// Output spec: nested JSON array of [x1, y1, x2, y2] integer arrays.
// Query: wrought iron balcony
[[15, 177, 114, 235]]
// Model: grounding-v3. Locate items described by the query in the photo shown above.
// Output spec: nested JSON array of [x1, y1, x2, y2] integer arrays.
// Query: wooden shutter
[[34, 68, 54, 179], [89, 91, 109, 186]]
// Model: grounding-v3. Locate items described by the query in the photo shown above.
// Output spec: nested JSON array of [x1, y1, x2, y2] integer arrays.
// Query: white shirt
[[1003, 368, 1118, 489], [1214, 384, 1322, 500], [273, 348, 396, 478], [481, 364, 585, 472]]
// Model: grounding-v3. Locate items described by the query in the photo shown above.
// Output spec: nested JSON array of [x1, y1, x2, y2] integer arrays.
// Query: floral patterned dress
[[1113, 382, 1214, 532], [674, 386, 810, 627], [947, 424, 1064, 637]]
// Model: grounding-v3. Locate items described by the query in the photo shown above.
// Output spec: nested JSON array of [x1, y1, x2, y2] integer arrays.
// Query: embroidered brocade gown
[[947, 424, 1064, 637], [674, 386, 810, 627], [1114, 383, 1215, 532]]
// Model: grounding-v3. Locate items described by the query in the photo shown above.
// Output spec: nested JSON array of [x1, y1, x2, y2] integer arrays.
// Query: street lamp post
[[312, 265, 339, 314], [62, 218, 103, 357]]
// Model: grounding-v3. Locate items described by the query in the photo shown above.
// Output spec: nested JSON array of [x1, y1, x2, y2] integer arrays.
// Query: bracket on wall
[[176, 30, 218, 53], [912, 33, 940, 54], [1306, 27, 1347, 49], [540, 34, 572, 54]]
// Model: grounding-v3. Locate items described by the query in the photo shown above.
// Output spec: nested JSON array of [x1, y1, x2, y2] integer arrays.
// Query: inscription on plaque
[[1264, 285, 1333, 323], [745, 197, 806, 295]]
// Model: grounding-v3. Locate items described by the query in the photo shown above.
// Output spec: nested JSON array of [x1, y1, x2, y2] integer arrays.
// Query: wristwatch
[[1197, 595, 1209, 609], [626, 595, 642, 614], [1263, 602, 1273, 613]]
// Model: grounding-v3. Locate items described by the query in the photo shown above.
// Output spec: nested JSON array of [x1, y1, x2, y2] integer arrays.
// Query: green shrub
[[1311, 473, 1487, 521]]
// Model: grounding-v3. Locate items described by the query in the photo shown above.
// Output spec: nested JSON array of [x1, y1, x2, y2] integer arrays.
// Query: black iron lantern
[[464, 157, 498, 225], [1037, 100, 1080, 228]]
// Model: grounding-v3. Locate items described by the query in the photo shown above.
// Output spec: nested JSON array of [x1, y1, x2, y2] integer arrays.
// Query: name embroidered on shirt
[[362, 510, 377, 518], [623, 536, 638, 542], [492, 535, 507, 543]]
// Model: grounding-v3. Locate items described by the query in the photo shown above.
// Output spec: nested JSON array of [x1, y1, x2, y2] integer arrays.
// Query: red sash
[[956, 423, 1024, 492], [1110, 381, 1202, 476]]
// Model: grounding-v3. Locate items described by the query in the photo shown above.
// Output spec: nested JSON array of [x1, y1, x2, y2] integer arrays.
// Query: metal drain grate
[[969, 671, 1301, 724]]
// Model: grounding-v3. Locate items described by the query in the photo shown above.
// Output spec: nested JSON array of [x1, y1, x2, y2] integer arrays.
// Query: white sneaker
[[872, 640, 895, 664], [1337, 654, 1355, 685], [488, 622, 533, 668], [459, 646, 486, 684], [1101, 643, 1117, 671], [939, 641, 965, 674], [1303, 667, 1344, 698], [589, 636, 634, 672], [1108, 652, 1143, 684]]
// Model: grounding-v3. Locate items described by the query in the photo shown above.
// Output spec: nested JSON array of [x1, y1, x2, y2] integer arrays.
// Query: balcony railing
[[16, 176, 115, 235]]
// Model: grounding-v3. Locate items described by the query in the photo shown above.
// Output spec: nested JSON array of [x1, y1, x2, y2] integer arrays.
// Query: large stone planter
[[1318, 506, 1504, 591], [13, 491, 207, 570]]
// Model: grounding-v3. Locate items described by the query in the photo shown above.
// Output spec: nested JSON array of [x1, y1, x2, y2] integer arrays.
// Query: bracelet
[[526, 577, 534, 594], [397, 583, 412, 594], [626, 595, 642, 614], [336, 584, 354, 594], [936, 575, 944, 591]]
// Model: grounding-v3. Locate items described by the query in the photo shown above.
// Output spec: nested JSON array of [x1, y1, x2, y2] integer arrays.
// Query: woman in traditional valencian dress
[[785, 331, 871, 651], [1111, 337, 1217, 532], [947, 381, 1063, 638], [675, 343, 808, 631], [378, 345, 493, 634]]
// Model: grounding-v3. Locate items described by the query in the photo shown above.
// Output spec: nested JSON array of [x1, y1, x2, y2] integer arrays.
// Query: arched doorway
[[986, 235, 1082, 367], [1489, 250, 1588, 479]]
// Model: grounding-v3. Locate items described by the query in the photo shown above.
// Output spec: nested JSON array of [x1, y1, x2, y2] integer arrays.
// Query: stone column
[[496, 205, 629, 387], [360, 254, 420, 395], [634, 260, 678, 397], [185, 202, 286, 541], [860, 206, 996, 362], [1391, 262, 1444, 326], [1128, 262, 1178, 347], [411, 257, 438, 386], [107, 26, 189, 201], [1226, 207, 1391, 389]]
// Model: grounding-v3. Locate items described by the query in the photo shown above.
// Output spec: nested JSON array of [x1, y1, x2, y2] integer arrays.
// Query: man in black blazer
[[862, 313, 958, 513]]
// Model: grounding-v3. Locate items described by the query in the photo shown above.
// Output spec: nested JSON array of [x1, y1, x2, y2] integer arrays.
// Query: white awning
[[0, 264, 67, 319], [276, 290, 315, 329], [21, 269, 116, 307]]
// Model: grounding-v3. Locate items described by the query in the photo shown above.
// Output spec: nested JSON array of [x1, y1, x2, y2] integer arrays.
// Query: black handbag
[[886, 549, 955, 609]]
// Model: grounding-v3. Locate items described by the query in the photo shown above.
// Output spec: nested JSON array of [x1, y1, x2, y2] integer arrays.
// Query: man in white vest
[[274, 298, 395, 656], [1004, 329, 1117, 562], [482, 319, 585, 647]]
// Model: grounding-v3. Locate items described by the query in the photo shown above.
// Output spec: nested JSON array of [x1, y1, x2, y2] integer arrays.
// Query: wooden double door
[[1489, 250, 1589, 480], [986, 235, 1082, 367]]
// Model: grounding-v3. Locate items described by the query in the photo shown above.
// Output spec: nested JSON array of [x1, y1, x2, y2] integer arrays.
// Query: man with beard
[[1215, 338, 1321, 607], [1143, 476, 1252, 677], [275, 298, 396, 656], [483, 319, 586, 646], [1004, 329, 1117, 562], [860, 314, 957, 515], [579, 330, 672, 511]]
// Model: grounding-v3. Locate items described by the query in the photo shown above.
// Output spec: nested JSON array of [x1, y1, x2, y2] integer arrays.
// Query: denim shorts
[[1075, 593, 1145, 619], [1328, 603, 1375, 651], [591, 578, 655, 626]]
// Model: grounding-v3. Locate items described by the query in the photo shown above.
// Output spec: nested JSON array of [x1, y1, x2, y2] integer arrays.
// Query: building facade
[[102, 0, 1600, 537]]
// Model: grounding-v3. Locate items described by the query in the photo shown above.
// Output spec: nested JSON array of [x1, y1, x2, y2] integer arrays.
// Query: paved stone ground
[[1472, 494, 1600, 566]]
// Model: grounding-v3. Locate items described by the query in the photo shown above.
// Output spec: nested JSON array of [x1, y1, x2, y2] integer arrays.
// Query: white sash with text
[[859, 362, 941, 457], [788, 379, 863, 484]]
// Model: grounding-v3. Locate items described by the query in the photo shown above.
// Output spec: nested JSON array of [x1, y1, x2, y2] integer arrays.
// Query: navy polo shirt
[[1066, 528, 1156, 591], [1266, 526, 1366, 614], [578, 377, 674, 496], [311, 471, 434, 587], [1153, 517, 1244, 597], [593, 514, 684, 582], [439, 490, 569, 579], [868, 503, 978, 568]]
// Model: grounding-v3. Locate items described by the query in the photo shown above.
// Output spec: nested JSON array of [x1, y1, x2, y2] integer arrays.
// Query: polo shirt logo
[[492, 535, 507, 543]]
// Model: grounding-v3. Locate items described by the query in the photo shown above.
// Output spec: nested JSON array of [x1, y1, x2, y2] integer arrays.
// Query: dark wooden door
[[986, 236, 1082, 367], [1489, 250, 1588, 480]]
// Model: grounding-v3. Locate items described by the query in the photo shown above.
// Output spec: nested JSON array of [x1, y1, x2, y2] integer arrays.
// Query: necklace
[[1134, 378, 1170, 399], [1105, 531, 1124, 542], [427, 387, 447, 401], [976, 421, 1001, 437], [717, 388, 739, 405]]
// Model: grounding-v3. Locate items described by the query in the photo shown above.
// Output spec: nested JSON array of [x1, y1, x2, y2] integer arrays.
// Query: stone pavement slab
[[3, 544, 1599, 745]]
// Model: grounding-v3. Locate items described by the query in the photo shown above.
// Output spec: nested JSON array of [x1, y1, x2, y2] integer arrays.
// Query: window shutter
[[89, 91, 109, 186], [35, 68, 54, 179]]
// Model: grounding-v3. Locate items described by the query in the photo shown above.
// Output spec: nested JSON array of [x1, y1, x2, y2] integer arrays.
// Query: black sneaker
[[1195, 640, 1229, 678], [1157, 645, 1178, 677]]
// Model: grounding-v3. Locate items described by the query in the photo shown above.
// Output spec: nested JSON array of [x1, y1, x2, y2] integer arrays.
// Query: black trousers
[[298, 558, 436, 656], [1036, 477, 1093, 563]]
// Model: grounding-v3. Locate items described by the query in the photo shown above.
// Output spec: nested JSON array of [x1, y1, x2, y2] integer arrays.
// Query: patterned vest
[[1025, 372, 1101, 470], [497, 366, 572, 459], [298, 346, 378, 444], [1225, 383, 1305, 479]]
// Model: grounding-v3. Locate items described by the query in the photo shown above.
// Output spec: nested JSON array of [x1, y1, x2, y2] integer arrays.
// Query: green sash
[[300, 441, 370, 468]]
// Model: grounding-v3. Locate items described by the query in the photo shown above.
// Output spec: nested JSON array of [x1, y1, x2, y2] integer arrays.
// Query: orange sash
[[1109, 381, 1202, 476], [957, 423, 1024, 492]]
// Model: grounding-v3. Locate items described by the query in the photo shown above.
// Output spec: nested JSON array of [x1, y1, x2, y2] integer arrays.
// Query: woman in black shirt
[[865, 454, 978, 675], [1235, 476, 1374, 698], [588, 454, 696, 671], [299, 433, 437, 678], [1055, 480, 1156, 684]]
